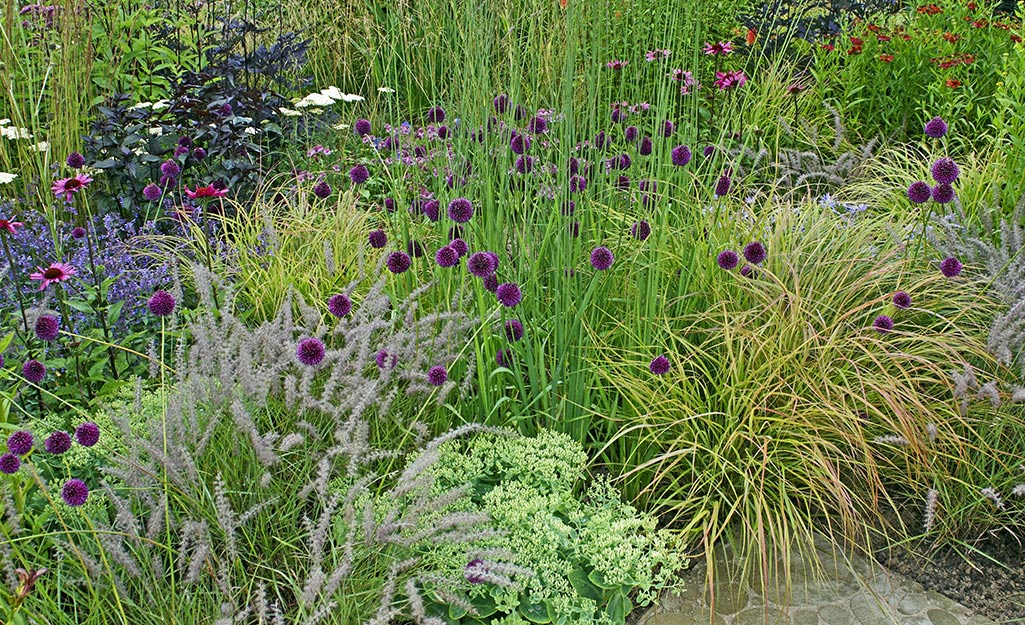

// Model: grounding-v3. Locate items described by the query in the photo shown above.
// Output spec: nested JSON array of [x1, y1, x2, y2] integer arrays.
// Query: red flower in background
[[946, 79, 962, 88], [942, 32, 960, 43], [879, 53, 894, 62], [918, 4, 943, 14]]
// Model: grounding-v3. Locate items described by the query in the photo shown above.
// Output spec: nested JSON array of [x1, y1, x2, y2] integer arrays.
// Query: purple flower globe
[[7, 430, 34, 456], [34, 315, 59, 341], [349, 164, 370, 185], [717, 250, 740, 270], [375, 349, 397, 370], [483, 274, 499, 293], [75, 422, 100, 447], [742, 242, 766, 265], [160, 160, 180, 178], [639, 136, 653, 156], [427, 365, 448, 386], [148, 290, 176, 317], [368, 229, 388, 249], [661, 120, 675, 137], [493, 93, 510, 114], [504, 319, 524, 342], [496, 283, 522, 307], [570, 175, 587, 193], [426, 106, 446, 124], [568, 221, 580, 238], [618, 153, 632, 170], [296, 337, 326, 366], [625, 126, 639, 142], [450, 238, 469, 257], [931, 183, 955, 204], [703, 145, 716, 158], [143, 183, 162, 202], [515, 155, 534, 174], [192, 147, 206, 160], [594, 131, 607, 150], [61, 478, 89, 507], [447, 198, 473, 223], [467, 252, 497, 278], [22, 360, 45, 384], [873, 315, 894, 333], [714, 174, 732, 197], [327, 294, 352, 318], [590, 246, 614, 271], [0, 453, 19, 474], [940, 256, 963, 278], [671, 145, 692, 166], [631, 220, 651, 241], [313, 181, 332, 198], [66, 152, 86, 168], [421, 199, 441, 222], [355, 118, 372, 136], [465, 558, 488, 584], [649, 355, 670, 375], [383, 197, 396, 212], [528, 115, 548, 134], [510, 133, 530, 155], [495, 349, 511, 367], [924, 116, 948, 139], [740, 264, 756, 278], [435, 245, 460, 268], [44, 431, 72, 454], [892, 291, 912, 309], [930, 157, 960, 185], [71, 226, 87, 239], [907, 181, 932, 204], [386, 252, 412, 274]]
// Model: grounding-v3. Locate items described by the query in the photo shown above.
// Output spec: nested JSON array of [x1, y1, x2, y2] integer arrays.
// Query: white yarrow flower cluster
[[0, 172, 17, 184], [295, 86, 364, 109]]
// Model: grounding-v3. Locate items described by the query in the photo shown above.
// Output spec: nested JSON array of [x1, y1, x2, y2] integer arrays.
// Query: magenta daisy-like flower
[[296, 337, 326, 366], [703, 41, 734, 55], [184, 185, 228, 199], [51, 174, 93, 202], [606, 59, 629, 70], [61, 478, 89, 507], [0, 218, 24, 235], [713, 70, 748, 90], [30, 262, 76, 290]]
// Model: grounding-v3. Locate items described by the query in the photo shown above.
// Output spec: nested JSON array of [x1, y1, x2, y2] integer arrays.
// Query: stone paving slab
[[638, 538, 995, 625]]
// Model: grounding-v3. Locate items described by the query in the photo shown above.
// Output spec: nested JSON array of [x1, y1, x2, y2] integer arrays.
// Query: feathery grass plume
[[923, 488, 939, 532], [980, 487, 1005, 509]]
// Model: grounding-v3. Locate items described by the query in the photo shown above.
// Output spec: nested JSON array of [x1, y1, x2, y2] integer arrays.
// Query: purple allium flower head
[[873, 314, 894, 333], [407, 239, 426, 258], [159, 174, 176, 188], [625, 126, 639, 142], [177, 136, 192, 148], [355, 118, 372, 136], [931, 157, 960, 185], [594, 131, 607, 150], [447, 198, 473, 223], [671, 145, 691, 166], [618, 153, 632, 170], [349, 164, 370, 185], [75, 422, 100, 447], [313, 181, 332, 198], [703, 145, 715, 158], [493, 93, 510, 114], [71, 226, 87, 239], [561, 200, 576, 216], [450, 238, 469, 257], [66, 152, 85, 168], [505, 319, 524, 342], [568, 157, 580, 175], [384, 197, 396, 212], [496, 283, 522, 307], [148, 290, 176, 317], [173, 145, 188, 159], [495, 349, 511, 367], [931, 183, 955, 204], [328, 294, 352, 317], [435, 245, 459, 268], [638, 179, 657, 193], [296, 337, 326, 366], [160, 160, 180, 178], [590, 246, 614, 270], [632, 220, 651, 241], [924, 116, 948, 138], [387, 251, 412, 274], [740, 264, 756, 278], [467, 252, 497, 278], [528, 115, 548, 134], [61, 479, 89, 506], [483, 273, 499, 293], [368, 229, 388, 248], [515, 155, 534, 174], [219, 103, 233, 116], [34, 315, 59, 341], [427, 365, 448, 386], [717, 250, 739, 270], [465, 558, 488, 584], [192, 147, 206, 160], [0, 453, 18, 474], [375, 349, 397, 370], [649, 355, 670, 375], [514, 104, 529, 121], [615, 175, 631, 190], [907, 181, 932, 204], [892, 291, 912, 309], [568, 221, 580, 238], [639, 136, 653, 156], [714, 173, 732, 197], [510, 132, 530, 154], [611, 108, 626, 124], [426, 106, 446, 124], [940, 256, 963, 277], [437, 125, 449, 139], [44, 431, 72, 454], [661, 120, 675, 137], [422, 199, 440, 222], [22, 360, 45, 384], [743, 242, 766, 265], [570, 175, 587, 193], [142, 183, 162, 202], [7, 431, 33, 456]]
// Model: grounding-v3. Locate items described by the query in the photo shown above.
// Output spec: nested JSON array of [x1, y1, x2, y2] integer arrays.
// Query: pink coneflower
[[703, 41, 734, 55], [30, 262, 76, 290], [606, 59, 628, 69], [184, 185, 228, 199], [714, 70, 748, 90], [0, 218, 23, 235], [645, 49, 671, 61], [51, 174, 93, 202]]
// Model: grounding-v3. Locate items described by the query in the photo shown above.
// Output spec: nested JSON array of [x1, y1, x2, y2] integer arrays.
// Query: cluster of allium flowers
[[932, 183, 955, 204], [61, 478, 89, 506], [892, 291, 912, 309], [467, 252, 497, 278], [714, 173, 732, 197], [496, 283, 522, 307], [447, 198, 473, 223], [75, 422, 99, 447], [327, 293, 352, 317], [717, 250, 739, 270], [714, 70, 748, 90], [34, 314, 60, 341], [589, 246, 614, 271], [147, 290, 176, 317], [296, 337, 326, 366], [924, 116, 948, 138], [44, 431, 72, 454], [354, 118, 372, 136], [427, 365, 448, 386], [631, 220, 651, 241], [368, 229, 387, 248], [435, 245, 459, 268], [349, 164, 370, 184], [29, 262, 76, 290], [425, 106, 446, 123], [931, 157, 960, 185], [51, 174, 93, 202], [939, 256, 963, 278], [22, 360, 45, 383], [907, 181, 932, 204], [649, 355, 670, 375], [742, 242, 766, 265], [504, 319, 524, 342], [313, 181, 332, 198], [510, 133, 530, 154], [7, 431, 34, 455], [386, 251, 412, 274], [142, 183, 162, 202], [873, 314, 894, 333], [671, 145, 692, 166], [493, 93, 510, 114], [703, 41, 734, 55]]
